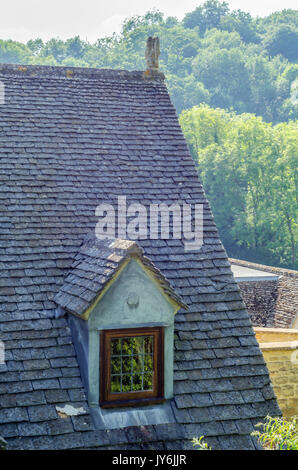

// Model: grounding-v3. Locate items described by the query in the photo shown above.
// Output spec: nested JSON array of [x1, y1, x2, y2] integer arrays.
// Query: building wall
[[254, 328, 298, 417], [230, 258, 298, 328], [255, 327, 298, 343]]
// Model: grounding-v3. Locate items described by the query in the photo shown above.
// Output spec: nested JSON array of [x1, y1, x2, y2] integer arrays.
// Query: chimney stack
[[143, 37, 164, 80], [145, 37, 160, 72]]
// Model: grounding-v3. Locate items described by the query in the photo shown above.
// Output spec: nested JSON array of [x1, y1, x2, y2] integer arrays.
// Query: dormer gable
[[54, 235, 187, 418], [54, 235, 187, 321]]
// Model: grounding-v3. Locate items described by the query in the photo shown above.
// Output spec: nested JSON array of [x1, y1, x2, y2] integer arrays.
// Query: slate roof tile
[[27, 405, 58, 423], [0, 391, 46, 408], [17, 422, 49, 437], [0, 407, 29, 424], [0, 423, 18, 439], [0, 63, 280, 450], [47, 418, 74, 436], [6, 437, 34, 450], [72, 414, 95, 432], [44, 389, 69, 403]]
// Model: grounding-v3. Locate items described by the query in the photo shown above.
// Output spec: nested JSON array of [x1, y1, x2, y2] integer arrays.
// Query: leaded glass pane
[[111, 357, 121, 374], [111, 375, 121, 393], [109, 334, 154, 394], [122, 374, 131, 392], [111, 338, 121, 355], [132, 354, 143, 372], [144, 354, 153, 371], [121, 338, 132, 355], [132, 373, 143, 391], [122, 356, 131, 373], [143, 373, 153, 391], [144, 336, 153, 354], [132, 336, 143, 354]]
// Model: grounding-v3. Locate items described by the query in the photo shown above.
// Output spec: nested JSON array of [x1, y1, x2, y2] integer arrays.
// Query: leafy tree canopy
[[180, 105, 298, 268], [0, 2, 296, 121]]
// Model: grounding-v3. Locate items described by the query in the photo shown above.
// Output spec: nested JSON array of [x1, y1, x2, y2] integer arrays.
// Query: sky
[[0, 0, 297, 44]]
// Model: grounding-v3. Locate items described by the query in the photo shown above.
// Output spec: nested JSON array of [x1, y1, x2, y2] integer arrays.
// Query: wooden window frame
[[100, 327, 164, 408]]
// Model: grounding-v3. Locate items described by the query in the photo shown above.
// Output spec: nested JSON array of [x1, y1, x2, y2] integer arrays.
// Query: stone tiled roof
[[54, 235, 188, 315], [230, 258, 298, 329], [0, 64, 280, 450]]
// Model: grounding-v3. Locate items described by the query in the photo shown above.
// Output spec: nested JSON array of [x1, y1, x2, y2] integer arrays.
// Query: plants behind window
[[110, 335, 154, 393], [100, 327, 164, 408]]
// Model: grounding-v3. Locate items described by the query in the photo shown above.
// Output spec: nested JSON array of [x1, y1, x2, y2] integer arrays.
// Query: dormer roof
[[54, 234, 187, 318]]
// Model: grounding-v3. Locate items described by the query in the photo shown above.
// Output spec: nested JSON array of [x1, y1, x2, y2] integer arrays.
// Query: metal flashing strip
[[89, 400, 176, 430]]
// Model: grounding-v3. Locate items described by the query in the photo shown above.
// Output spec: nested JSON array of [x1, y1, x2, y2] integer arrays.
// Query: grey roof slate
[[54, 235, 187, 315], [0, 63, 281, 450]]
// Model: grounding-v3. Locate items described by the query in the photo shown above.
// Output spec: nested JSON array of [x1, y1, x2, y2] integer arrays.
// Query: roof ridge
[[0, 63, 165, 81]]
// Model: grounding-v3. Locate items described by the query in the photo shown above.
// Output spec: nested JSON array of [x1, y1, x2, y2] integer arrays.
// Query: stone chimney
[[144, 37, 164, 80], [145, 37, 160, 71]]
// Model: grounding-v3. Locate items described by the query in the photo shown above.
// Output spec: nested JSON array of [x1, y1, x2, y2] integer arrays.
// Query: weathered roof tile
[[0, 63, 280, 450]]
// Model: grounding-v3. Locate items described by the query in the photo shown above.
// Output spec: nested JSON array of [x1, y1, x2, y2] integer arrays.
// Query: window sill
[[100, 396, 165, 409]]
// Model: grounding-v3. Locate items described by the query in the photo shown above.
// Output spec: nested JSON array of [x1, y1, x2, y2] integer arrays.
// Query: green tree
[[27, 38, 44, 55], [66, 36, 87, 59], [0, 39, 31, 64], [179, 105, 298, 268], [245, 54, 282, 121], [256, 9, 298, 33], [201, 28, 243, 50], [183, 0, 230, 35], [121, 9, 164, 35], [41, 38, 67, 63], [192, 45, 251, 111], [263, 24, 298, 61], [220, 10, 259, 43], [0, 4, 296, 125], [166, 75, 210, 114], [271, 122, 298, 265]]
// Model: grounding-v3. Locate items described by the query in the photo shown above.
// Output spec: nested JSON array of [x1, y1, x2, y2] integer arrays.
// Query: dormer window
[[100, 327, 164, 408], [54, 236, 187, 425]]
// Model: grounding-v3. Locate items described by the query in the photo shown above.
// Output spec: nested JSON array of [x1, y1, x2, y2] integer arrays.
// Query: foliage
[[179, 105, 298, 269], [220, 10, 259, 43], [183, 0, 230, 35], [110, 336, 154, 393], [256, 9, 298, 32], [166, 73, 210, 114], [262, 24, 298, 62], [27, 38, 44, 55], [192, 436, 212, 450], [251, 416, 298, 450], [0, 39, 31, 64], [0, 2, 297, 124]]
